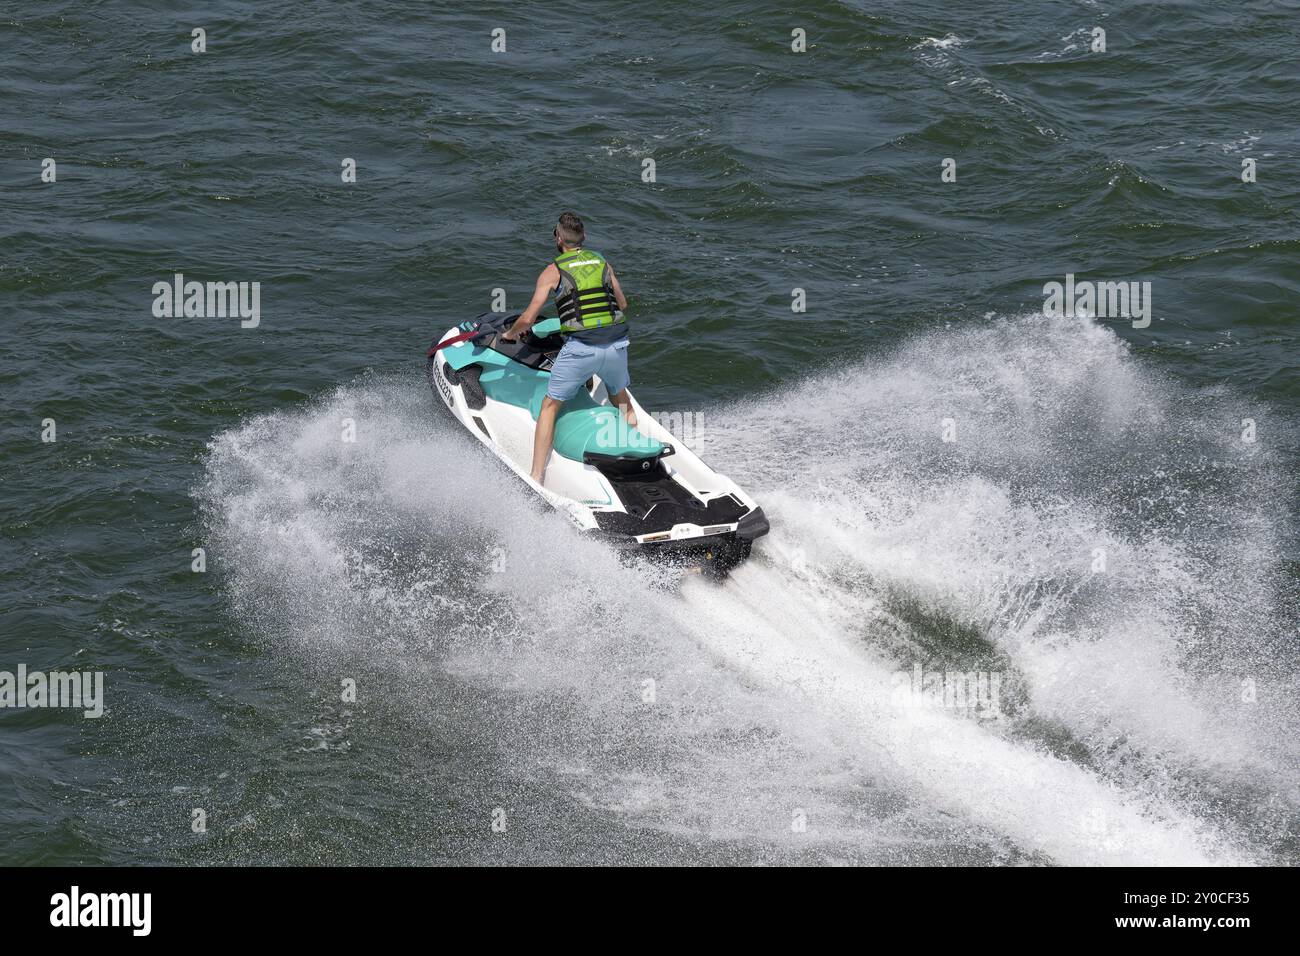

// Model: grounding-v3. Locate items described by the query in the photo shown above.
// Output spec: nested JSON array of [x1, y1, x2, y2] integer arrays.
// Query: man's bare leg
[[531, 396, 562, 483], [608, 387, 638, 428]]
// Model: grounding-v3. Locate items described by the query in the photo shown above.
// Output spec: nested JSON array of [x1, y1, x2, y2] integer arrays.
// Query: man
[[501, 212, 634, 483]]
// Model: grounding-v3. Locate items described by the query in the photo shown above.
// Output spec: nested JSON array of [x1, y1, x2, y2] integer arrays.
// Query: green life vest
[[553, 248, 624, 333]]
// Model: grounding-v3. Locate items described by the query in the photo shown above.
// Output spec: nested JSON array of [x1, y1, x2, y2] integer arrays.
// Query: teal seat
[[528, 384, 663, 463]]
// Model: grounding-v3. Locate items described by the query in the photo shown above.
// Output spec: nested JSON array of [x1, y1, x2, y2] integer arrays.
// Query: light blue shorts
[[546, 337, 631, 401]]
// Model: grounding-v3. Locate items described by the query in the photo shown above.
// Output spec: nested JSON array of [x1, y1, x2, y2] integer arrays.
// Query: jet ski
[[426, 311, 769, 576]]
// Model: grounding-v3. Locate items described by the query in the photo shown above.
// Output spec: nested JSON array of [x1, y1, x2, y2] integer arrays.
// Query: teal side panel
[[479, 365, 547, 410], [442, 340, 510, 373]]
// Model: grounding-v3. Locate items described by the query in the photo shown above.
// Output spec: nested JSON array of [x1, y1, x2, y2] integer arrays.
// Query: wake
[[198, 313, 1299, 865]]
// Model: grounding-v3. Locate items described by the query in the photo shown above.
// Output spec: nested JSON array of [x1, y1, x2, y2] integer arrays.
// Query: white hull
[[427, 314, 769, 573]]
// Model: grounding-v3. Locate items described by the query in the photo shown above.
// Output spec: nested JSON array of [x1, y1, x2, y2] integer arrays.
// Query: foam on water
[[198, 315, 1298, 865]]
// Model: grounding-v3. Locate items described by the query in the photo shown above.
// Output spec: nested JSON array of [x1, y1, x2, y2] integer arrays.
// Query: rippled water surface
[[2, 1, 1297, 864]]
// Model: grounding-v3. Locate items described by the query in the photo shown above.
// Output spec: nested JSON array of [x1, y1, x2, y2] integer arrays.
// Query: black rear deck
[[593, 464, 749, 535]]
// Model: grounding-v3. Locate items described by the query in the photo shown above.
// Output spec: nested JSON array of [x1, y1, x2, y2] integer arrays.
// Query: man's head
[[554, 211, 585, 251]]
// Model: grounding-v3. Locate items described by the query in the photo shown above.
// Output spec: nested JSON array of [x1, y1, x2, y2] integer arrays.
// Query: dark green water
[[2, 1, 1297, 865]]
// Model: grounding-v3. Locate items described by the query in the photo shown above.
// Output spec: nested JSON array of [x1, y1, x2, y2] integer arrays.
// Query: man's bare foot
[[531, 470, 545, 485], [625, 409, 638, 428]]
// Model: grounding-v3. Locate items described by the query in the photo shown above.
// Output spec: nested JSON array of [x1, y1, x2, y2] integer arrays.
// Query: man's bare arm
[[607, 267, 629, 312], [503, 265, 558, 340]]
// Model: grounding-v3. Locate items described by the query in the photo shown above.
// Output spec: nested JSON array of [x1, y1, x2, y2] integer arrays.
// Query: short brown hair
[[555, 211, 585, 246]]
